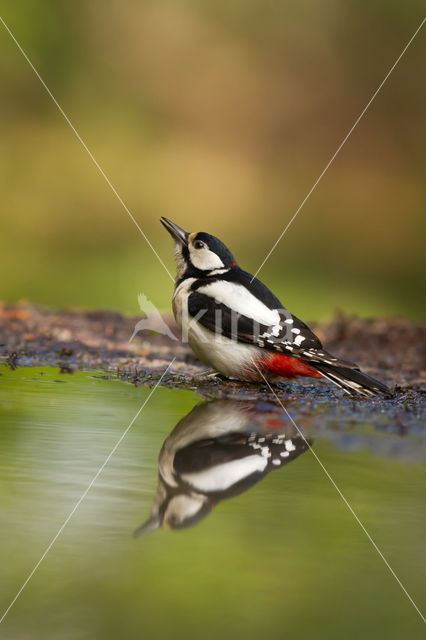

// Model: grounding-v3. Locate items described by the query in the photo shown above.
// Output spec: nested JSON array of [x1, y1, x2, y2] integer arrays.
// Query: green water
[[0, 367, 425, 639]]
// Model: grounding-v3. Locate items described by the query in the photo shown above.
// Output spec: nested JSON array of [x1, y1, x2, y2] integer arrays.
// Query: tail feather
[[313, 362, 392, 398]]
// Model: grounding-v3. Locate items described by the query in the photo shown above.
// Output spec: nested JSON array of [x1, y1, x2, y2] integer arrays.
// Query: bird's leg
[[191, 369, 224, 381], [211, 372, 229, 381], [191, 368, 213, 378]]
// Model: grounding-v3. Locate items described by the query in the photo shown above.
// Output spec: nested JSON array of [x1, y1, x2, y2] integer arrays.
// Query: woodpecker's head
[[134, 483, 212, 536], [160, 217, 237, 280]]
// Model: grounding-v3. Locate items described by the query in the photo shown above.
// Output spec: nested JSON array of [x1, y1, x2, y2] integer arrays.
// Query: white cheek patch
[[189, 246, 224, 271], [164, 494, 206, 525]]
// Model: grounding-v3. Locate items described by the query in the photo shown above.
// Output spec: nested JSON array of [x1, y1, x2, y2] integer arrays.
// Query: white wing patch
[[197, 280, 281, 327]]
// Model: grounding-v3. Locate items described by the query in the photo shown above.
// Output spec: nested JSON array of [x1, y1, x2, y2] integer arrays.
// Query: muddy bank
[[0, 303, 424, 429]]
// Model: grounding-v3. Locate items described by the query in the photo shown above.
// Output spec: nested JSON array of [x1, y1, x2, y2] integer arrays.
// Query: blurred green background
[[0, 0, 425, 320]]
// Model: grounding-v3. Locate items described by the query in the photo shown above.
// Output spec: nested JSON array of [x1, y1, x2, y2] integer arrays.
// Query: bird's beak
[[160, 217, 189, 246], [133, 515, 161, 538]]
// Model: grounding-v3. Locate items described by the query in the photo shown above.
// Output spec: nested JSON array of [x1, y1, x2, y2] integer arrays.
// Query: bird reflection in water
[[135, 400, 311, 535]]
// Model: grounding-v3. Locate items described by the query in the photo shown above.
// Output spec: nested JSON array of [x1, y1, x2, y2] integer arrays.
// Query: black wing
[[173, 432, 310, 499], [187, 289, 328, 360], [188, 271, 358, 368], [190, 268, 323, 347]]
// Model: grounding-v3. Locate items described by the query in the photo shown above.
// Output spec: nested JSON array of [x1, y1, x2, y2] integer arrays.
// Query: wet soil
[[1, 303, 425, 432]]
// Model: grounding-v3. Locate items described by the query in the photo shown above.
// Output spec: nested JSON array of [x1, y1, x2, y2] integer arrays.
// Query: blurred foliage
[[0, 0, 425, 318]]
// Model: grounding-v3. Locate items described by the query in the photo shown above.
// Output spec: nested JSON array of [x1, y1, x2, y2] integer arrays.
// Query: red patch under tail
[[260, 353, 321, 379]]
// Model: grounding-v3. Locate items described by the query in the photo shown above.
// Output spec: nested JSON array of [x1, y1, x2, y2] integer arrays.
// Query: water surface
[[0, 366, 425, 639]]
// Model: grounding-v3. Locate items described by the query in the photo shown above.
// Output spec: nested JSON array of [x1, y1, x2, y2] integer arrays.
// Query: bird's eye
[[193, 240, 204, 250]]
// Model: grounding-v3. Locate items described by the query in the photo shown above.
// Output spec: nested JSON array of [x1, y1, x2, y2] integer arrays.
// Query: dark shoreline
[[1, 304, 424, 414]]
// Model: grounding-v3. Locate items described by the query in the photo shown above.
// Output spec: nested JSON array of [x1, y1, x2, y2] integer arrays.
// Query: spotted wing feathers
[[187, 290, 328, 359], [186, 277, 392, 397]]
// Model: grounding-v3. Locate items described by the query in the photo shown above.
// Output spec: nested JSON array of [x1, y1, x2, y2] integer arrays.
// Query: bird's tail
[[313, 362, 392, 398]]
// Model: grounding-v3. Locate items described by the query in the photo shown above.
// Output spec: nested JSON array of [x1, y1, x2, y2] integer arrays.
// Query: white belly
[[187, 320, 264, 380], [172, 279, 264, 380]]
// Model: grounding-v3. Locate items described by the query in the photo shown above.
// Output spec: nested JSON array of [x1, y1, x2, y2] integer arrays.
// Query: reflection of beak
[[160, 217, 189, 246], [133, 515, 161, 538]]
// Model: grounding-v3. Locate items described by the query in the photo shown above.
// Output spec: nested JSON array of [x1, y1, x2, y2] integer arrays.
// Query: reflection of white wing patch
[[182, 455, 268, 492]]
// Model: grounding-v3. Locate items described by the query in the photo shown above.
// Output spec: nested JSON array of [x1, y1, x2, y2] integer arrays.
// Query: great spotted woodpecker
[[135, 399, 309, 534], [161, 217, 392, 398]]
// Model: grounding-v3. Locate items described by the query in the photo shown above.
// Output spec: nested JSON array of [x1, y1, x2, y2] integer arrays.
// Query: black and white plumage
[[161, 217, 392, 398], [134, 400, 309, 534]]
